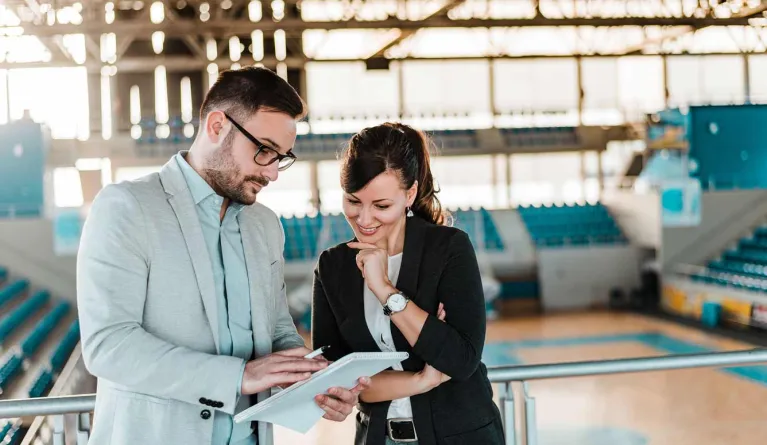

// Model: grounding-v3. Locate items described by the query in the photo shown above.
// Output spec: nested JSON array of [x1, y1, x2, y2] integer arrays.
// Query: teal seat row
[[28, 369, 54, 398], [0, 280, 28, 308], [0, 353, 22, 389], [51, 319, 80, 373], [27, 318, 80, 399], [21, 301, 70, 358], [0, 420, 22, 445], [282, 209, 506, 261], [451, 209, 505, 251], [519, 203, 625, 248], [693, 225, 767, 292], [0, 290, 48, 343]]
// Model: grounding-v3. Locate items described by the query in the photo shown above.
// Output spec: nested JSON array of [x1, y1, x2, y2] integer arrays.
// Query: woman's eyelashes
[[344, 198, 391, 210]]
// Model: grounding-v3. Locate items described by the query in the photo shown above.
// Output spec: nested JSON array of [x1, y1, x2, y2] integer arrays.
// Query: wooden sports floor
[[276, 311, 767, 445]]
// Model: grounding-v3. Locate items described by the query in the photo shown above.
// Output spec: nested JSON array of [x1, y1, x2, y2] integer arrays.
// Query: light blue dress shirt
[[177, 154, 257, 445]]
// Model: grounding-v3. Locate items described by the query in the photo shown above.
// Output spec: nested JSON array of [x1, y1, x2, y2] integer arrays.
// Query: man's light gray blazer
[[76, 154, 305, 445]]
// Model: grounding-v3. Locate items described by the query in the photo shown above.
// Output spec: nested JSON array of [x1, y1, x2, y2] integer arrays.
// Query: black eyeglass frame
[[223, 112, 297, 171]]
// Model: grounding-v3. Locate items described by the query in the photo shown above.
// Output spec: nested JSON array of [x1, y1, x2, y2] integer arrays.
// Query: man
[[77, 67, 368, 445]]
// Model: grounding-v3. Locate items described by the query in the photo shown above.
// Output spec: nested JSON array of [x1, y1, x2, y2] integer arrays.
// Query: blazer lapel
[[391, 216, 427, 360], [239, 213, 273, 354], [340, 245, 380, 352], [160, 156, 221, 352]]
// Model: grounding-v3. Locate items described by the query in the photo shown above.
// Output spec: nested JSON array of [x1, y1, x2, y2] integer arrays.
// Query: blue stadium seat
[[0, 279, 28, 308], [21, 301, 70, 358], [0, 353, 23, 389], [50, 319, 80, 373], [28, 369, 54, 398], [450, 208, 504, 252], [693, 224, 767, 291], [0, 290, 49, 343], [519, 203, 626, 248]]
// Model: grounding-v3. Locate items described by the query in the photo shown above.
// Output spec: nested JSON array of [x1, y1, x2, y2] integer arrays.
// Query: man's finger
[[271, 359, 328, 373], [270, 371, 313, 387], [273, 347, 312, 357]]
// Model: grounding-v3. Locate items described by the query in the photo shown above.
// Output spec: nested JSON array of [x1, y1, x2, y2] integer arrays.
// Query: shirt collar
[[175, 153, 246, 215], [176, 153, 217, 205]]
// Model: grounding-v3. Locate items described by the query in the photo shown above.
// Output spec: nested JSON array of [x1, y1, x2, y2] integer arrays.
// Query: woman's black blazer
[[311, 215, 504, 445]]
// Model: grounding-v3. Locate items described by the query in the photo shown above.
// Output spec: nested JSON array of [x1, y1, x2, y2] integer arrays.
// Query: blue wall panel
[[688, 105, 767, 190], [0, 122, 45, 218]]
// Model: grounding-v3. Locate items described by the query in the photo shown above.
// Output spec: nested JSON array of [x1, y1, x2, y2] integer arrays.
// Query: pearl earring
[[406, 207, 414, 218]]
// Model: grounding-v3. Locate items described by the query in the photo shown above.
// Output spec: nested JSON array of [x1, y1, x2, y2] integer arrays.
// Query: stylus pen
[[304, 345, 329, 359]]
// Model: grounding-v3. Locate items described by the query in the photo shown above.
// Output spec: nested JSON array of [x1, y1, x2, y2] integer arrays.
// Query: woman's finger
[[347, 242, 378, 250], [437, 303, 446, 321]]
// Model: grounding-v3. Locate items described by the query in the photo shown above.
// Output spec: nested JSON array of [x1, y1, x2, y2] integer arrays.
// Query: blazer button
[[200, 409, 211, 420], [199, 397, 207, 405]]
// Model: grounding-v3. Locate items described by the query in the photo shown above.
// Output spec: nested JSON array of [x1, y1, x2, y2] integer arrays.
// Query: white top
[[363, 252, 413, 420]]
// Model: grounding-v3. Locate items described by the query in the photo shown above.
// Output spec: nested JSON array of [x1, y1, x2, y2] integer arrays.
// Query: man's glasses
[[223, 113, 297, 171]]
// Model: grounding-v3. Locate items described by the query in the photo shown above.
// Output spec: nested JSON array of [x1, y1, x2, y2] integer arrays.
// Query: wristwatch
[[383, 292, 410, 316]]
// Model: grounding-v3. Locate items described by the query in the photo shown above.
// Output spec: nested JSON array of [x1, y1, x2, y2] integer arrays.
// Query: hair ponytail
[[392, 124, 446, 226], [340, 122, 449, 226]]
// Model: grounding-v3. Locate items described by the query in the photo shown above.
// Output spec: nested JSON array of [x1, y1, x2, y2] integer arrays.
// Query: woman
[[311, 122, 504, 445]]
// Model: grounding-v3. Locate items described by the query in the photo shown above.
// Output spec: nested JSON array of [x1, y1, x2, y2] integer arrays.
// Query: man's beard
[[203, 138, 269, 205]]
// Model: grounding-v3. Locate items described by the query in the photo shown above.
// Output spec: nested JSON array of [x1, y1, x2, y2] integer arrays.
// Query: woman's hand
[[347, 242, 395, 301], [415, 303, 451, 393]]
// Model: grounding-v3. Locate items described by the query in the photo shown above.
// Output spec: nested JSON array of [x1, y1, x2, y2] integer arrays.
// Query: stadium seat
[[28, 369, 54, 398], [692, 224, 767, 291], [0, 353, 23, 389], [518, 203, 626, 248], [0, 279, 29, 308], [0, 290, 49, 343], [451, 209, 505, 252], [21, 301, 70, 358], [50, 319, 81, 373]]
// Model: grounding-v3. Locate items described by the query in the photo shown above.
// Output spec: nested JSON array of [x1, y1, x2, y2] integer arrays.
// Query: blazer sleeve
[[77, 184, 244, 415], [311, 254, 352, 362], [412, 230, 487, 381], [271, 214, 308, 352]]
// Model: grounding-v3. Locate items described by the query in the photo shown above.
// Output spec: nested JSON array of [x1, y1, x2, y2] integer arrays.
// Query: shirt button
[[200, 409, 211, 420]]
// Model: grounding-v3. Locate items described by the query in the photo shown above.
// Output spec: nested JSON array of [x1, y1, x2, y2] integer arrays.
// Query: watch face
[[387, 294, 408, 311]]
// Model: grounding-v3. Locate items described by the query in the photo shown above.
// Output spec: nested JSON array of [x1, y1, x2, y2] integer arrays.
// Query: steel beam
[[10, 16, 757, 38]]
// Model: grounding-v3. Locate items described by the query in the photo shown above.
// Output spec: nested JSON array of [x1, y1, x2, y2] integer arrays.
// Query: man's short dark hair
[[200, 66, 306, 122]]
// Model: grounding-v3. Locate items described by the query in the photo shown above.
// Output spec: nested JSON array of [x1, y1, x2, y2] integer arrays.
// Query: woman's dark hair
[[199, 66, 306, 122], [340, 122, 448, 226]]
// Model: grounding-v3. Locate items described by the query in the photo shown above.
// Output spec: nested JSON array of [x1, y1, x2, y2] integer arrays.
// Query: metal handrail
[[486, 347, 767, 382], [1, 348, 766, 419], [0, 394, 94, 418]]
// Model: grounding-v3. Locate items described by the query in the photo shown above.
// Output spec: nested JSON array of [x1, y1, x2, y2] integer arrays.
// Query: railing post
[[52, 414, 65, 445], [77, 412, 91, 445], [499, 382, 516, 445], [522, 382, 538, 445]]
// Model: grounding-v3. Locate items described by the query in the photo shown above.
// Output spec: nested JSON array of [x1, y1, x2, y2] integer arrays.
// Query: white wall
[[538, 244, 642, 310], [486, 209, 537, 277], [0, 219, 77, 301], [603, 189, 661, 249], [661, 189, 767, 270]]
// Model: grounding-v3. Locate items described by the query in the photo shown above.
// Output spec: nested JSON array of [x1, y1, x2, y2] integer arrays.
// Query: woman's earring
[[406, 207, 414, 218]]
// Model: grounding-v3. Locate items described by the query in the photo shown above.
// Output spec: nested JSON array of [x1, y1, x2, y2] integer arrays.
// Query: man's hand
[[240, 347, 329, 395], [314, 377, 372, 422]]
